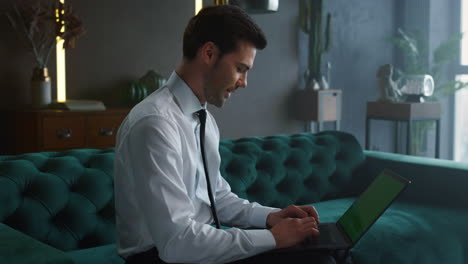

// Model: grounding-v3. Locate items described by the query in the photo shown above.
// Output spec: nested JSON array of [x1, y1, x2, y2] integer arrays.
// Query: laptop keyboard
[[302, 224, 337, 245]]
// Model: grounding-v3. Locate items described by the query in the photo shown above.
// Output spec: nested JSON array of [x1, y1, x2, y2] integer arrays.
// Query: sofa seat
[[64, 198, 468, 264], [352, 203, 468, 264], [311, 198, 468, 264], [66, 244, 124, 264], [0, 223, 73, 264]]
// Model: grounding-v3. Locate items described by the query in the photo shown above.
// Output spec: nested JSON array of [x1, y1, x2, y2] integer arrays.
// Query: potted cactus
[[300, 0, 331, 90]]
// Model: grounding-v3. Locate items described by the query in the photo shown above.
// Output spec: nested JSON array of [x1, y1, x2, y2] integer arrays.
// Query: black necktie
[[196, 109, 221, 229]]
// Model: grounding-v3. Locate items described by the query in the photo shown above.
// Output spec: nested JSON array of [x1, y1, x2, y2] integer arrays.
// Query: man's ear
[[200, 41, 218, 65]]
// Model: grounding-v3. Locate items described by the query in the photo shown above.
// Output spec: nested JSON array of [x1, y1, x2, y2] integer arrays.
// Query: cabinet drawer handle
[[99, 127, 114, 136], [56, 128, 72, 139]]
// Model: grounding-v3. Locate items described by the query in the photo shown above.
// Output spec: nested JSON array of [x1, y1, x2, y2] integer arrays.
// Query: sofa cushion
[[220, 131, 365, 208], [0, 223, 73, 264], [351, 203, 468, 264], [66, 244, 124, 264], [0, 149, 116, 251], [312, 198, 468, 264]]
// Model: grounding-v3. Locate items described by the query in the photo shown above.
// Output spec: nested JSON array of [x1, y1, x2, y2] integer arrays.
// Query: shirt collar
[[167, 71, 205, 116]]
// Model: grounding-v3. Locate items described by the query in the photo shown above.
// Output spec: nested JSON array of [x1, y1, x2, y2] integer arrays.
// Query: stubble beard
[[205, 87, 225, 108], [205, 60, 226, 108]]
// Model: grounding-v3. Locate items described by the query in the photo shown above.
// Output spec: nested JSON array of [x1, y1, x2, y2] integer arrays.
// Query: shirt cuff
[[249, 205, 281, 228], [245, 229, 277, 252]]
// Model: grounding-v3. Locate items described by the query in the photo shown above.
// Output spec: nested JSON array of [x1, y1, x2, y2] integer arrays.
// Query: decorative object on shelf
[[31, 67, 52, 108], [399, 74, 435, 102], [376, 64, 402, 102], [6, 0, 85, 108], [388, 28, 468, 98], [300, 0, 331, 90], [376, 64, 435, 103], [124, 70, 167, 107], [304, 70, 320, 90], [139, 70, 167, 94]]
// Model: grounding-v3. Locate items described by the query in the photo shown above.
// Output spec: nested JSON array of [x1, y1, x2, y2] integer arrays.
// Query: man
[[114, 5, 329, 264]]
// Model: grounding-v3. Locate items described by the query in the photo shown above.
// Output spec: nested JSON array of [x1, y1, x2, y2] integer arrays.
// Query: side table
[[365, 101, 441, 158], [293, 89, 342, 132]]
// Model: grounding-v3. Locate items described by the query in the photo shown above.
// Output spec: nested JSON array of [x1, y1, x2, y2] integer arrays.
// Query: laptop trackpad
[[271, 223, 350, 254], [301, 223, 350, 250]]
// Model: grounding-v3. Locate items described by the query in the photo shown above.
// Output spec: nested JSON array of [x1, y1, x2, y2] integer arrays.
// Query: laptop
[[274, 169, 411, 252]]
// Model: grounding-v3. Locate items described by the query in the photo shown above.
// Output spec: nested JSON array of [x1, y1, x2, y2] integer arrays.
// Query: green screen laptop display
[[337, 171, 407, 243]]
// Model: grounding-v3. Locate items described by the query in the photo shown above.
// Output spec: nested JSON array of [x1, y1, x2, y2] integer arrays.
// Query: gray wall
[[2, 1, 402, 148], [323, 0, 396, 146], [215, 0, 398, 141], [209, 0, 303, 138]]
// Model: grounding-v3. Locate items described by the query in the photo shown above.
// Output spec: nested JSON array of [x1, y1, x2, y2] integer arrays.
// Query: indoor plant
[[388, 28, 468, 156], [6, 0, 85, 108], [299, 0, 331, 90], [388, 28, 468, 98]]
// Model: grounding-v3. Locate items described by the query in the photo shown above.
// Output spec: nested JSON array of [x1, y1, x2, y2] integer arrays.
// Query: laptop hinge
[[336, 222, 353, 246]]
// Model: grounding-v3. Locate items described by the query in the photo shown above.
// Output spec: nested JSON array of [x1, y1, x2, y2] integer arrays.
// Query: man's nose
[[237, 73, 248, 88]]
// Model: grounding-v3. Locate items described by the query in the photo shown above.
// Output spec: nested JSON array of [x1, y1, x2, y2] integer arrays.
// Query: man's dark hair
[[183, 5, 267, 60]]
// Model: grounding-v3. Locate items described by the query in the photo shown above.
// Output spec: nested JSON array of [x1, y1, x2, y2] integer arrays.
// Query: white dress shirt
[[114, 71, 277, 264]]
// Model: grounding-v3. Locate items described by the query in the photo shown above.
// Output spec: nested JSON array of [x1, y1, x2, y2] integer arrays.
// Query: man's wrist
[[266, 211, 279, 229], [251, 206, 279, 228], [266, 213, 273, 229]]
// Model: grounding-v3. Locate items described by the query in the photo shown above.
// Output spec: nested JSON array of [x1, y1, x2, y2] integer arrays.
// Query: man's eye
[[237, 67, 247, 73]]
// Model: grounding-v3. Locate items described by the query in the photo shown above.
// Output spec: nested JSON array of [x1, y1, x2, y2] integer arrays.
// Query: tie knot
[[196, 109, 207, 124]]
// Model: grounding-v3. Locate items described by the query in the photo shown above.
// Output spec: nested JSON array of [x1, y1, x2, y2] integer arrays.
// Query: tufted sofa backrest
[[0, 131, 364, 251], [0, 149, 116, 251], [219, 131, 365, 208]]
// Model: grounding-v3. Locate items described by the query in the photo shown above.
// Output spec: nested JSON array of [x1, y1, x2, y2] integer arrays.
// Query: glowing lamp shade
[[195, 0, 203, 14], [56, 0, 66, 102]]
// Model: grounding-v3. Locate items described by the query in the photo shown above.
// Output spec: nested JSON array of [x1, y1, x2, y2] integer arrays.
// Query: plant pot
[[31, 67, 51, 108]]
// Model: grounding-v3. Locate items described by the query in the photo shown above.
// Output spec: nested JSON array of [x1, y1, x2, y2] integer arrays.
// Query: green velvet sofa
[[1, 131, 467, 264]]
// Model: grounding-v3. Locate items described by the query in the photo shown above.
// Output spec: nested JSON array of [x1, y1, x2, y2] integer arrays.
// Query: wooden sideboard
[[0, 108, 130, 155]]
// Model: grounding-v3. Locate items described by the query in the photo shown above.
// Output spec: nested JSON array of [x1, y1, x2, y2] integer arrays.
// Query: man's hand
[[266, 205, 320, 228], [269, 217, 320, 249]]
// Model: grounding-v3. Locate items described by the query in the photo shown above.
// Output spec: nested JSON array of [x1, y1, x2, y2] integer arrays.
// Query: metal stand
[[365, 101, 441, 158]]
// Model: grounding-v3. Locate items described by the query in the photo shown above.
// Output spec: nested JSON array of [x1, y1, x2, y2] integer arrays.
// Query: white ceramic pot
[[31, 68, 52, 108]]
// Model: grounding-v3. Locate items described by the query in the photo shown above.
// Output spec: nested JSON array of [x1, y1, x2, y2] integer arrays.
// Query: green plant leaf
[[299, 0, 310, 33], [389, 28, 466, 96], [433, 33, 463, 65]]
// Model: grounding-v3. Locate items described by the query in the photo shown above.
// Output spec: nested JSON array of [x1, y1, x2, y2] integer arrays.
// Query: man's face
[[204, 41, 256, 108]]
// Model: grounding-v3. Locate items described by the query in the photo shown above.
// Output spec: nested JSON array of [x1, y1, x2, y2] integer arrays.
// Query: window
[[455, 75, 468, 162], [454, 0, 468, 162], [461, 0, 468, 65]]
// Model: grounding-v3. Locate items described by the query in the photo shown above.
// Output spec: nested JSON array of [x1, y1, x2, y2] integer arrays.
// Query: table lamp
[[49, 0, 105, 111]]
